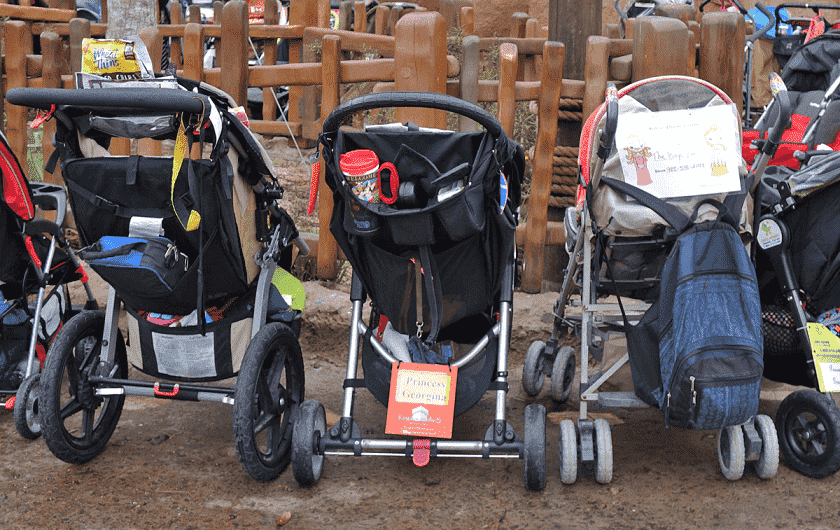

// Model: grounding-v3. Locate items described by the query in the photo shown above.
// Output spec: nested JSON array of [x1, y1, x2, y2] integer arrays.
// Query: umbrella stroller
[[292, 92, 547, 490], [744, 22, 840, 170], [753, 83, 840, 477], [6, 81, 308, 482], [522, 76, 779, 483], [0, 130, 98, 440]]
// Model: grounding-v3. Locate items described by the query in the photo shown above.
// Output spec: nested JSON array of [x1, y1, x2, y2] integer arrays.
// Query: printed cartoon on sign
[[623, 135, 652, 185], [704, 124, 729, 176]]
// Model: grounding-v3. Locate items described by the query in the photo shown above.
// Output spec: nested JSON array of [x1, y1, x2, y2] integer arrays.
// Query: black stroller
[[752, 80, 840, 478], [0, 130, 98, 440], [6, 81, 307, 482], [292, 92, 547, 490]]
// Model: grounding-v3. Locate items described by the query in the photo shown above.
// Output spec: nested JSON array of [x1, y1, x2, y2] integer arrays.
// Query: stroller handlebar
[[748, 3, 775, 44], [320, 91, 504, 140], [6, 87, 213, 118]]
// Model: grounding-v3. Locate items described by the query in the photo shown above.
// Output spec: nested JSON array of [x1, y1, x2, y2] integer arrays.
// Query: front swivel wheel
[[291, 399, 326, 487]]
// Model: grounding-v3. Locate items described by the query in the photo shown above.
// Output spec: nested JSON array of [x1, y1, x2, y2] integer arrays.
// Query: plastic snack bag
[[80, 37, 154, 80]]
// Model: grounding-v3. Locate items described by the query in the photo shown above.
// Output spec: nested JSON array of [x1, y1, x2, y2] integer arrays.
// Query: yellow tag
[[806, 323, 840, 392], [171, 119, 200, 231]]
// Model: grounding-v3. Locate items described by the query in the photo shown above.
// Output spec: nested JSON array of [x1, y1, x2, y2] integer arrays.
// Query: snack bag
[[81, 38, 154, 80]]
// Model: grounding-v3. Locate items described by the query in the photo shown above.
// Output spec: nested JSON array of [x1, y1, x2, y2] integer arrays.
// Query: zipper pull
[[665, 392, 671, 429], [690, 376, 697, 405]]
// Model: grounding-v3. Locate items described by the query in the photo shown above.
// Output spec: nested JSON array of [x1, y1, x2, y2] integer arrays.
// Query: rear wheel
[[522, 341, 547, 397], [14, 373, 42, 440], [292, 400, 326, 487], [40, 311, 127, 464], [776, 389, 840, 478], [550, 346, 575, 404], [233, 323, 305, 482], [753, 414, 779, 479], [593, 418, 613, 484], [717, 424, 746, 481], [523, 404, 546, 491], [558, 419, 578, 484]]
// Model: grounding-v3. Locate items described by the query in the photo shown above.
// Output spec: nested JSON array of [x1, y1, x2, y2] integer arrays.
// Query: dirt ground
[[1, 135, 839, 530]]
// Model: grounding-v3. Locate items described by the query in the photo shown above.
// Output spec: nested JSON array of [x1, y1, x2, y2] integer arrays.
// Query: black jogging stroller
[[0, 130, 98, 440], [752, 79, 840, 479], [6, 80, 308, 482], [292, 92, 547, 490]]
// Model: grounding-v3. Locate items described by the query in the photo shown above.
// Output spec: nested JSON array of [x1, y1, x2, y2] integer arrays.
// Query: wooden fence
[[0, 1, 749, 293]]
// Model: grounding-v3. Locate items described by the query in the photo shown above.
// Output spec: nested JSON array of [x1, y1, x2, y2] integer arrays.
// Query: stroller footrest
[[412, 439, 431, 467]]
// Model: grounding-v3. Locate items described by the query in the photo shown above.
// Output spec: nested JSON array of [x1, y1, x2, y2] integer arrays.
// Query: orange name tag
[[385, 362, 457, 439]]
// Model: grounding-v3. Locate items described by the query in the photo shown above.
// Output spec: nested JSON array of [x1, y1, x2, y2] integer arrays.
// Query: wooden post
[[632, 17, 690, 81], [338, 1, 352, 31], [289, 0, 328, 147], [549, 0, 599, 80], [374, 5, 389, 35], [525, 17, 541, 81], [461, 6, 473, 36], [183, 22, 204, 81], [700, 12, 745, 115], [498, 43, 518, 138], [140, 26, 163, 72], [69, 17, 91, 74], [354, 0, 366, 33], [41, 31, 61, 187], [316, 34, 341, 280], [394, 12, 447, 128], [459, 35, 479, 131], [521, 41, 564, 294], [262, 1, 279, 121], [189, 4, 201, 23], [169, 0, 183, 67], [221, 0, 249, 109], [388, 5, 403, 36], [5, 21, 32, 162], [582, 36, 610, 122]]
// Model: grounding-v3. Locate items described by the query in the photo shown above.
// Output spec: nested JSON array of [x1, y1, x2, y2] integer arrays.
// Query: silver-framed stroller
[[522, 76, 780, 483], [292, 92, 547, 490], [6, 81, 308, 482]]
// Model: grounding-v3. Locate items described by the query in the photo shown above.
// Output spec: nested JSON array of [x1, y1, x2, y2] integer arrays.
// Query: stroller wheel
[[593, 418, 613, 484], [717, 424, 746, 481], [558, 419, 578, 484], [522, 341, 548, 397], [753, 414, 779, 480], [550, 346, 576, 404], [13, 373, 42, 440], [776, 389, 840, 479], [523, 403, 547, 491], [40, 310, 127, 464], [233, 323, 305, 482], [292, 399, 326, 487]]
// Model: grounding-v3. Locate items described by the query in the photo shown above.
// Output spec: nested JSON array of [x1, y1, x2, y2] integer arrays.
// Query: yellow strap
[[171, 118, 201, 231]]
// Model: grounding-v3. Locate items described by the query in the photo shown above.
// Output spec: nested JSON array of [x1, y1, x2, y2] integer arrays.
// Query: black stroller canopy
[[782, 30, 840, 93]]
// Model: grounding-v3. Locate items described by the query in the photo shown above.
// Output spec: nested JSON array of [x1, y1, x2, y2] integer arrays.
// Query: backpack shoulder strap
[[599, 177, 691, 233]]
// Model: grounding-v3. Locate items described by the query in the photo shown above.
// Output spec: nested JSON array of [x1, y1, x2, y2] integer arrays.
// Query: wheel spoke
[[254, 410, 278, 435], [82, 408, 95, 442], [59, 399, 84, 421]]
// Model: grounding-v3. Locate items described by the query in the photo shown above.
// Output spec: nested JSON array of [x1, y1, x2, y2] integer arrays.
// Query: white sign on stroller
[[616, 104, 741, 198]]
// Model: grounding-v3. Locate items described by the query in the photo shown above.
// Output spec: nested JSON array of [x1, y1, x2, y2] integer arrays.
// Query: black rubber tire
[[522, 341, 547, 397], [776, 389, 840, 479], [523, 403, 547, 491], [40, 311, 127, 464], [550, 346, 575, 404], [233, 323, 305, 482], [717, 424, 746, 481], [14, 373, 42, 440], [291, 400, 326, 487]]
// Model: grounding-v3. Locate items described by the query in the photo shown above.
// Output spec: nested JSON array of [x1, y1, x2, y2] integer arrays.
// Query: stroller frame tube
[[23, 239, 59, 378]]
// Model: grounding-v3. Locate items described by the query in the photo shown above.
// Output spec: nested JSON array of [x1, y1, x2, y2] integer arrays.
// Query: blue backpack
[[603, 177, 764, 430]]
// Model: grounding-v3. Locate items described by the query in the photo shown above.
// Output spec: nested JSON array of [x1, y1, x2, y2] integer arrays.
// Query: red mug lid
[[340, 149, 379, 175]]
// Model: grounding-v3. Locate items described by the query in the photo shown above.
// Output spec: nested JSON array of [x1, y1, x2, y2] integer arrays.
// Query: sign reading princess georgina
[[615, 104, 741, 199], [385, 363, 457, 439]]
